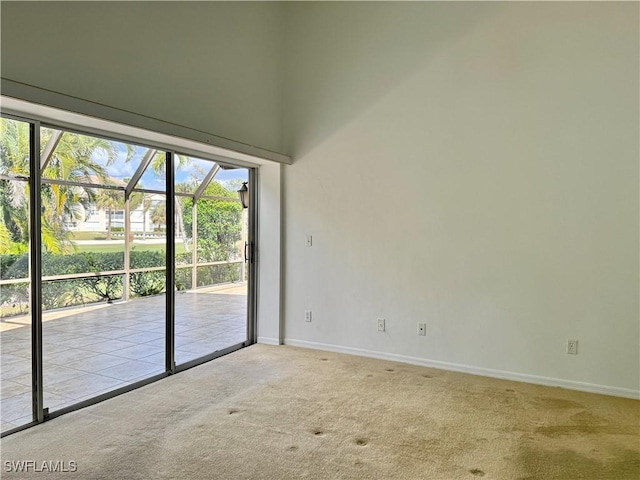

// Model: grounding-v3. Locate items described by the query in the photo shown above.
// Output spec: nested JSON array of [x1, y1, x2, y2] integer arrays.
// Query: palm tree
[[150, 202, 166, 231], [0, 221, 13, 254], [40, 126, 121, 184], [0, 122, 67, 253], [0, 177, 28, 253], [94, 188, 123, 240], [1, 119, 31, 253], [128, 188, 152, 240], [0, 119, 121, 252], [0, 118, 29, 177], [141, 195, 153, 239], [149, 153, 192, 250]]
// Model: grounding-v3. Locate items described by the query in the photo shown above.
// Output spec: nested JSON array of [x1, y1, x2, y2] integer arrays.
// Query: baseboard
[[283, 338, 640, 400], [257, 336, 281, 346]]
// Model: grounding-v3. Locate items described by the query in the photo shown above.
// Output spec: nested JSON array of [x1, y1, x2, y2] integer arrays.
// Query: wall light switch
[[305, 235, 313, 247]]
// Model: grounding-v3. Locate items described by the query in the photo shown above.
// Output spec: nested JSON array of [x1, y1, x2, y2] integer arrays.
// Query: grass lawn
[[74, 243, 186, 255], [70, 231, 108, 241]]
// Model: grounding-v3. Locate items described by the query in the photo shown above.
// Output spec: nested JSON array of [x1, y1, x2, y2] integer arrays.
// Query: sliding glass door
[[0, 117, 33, 432], [39, 128, 167, 413], [0, 113, 256, 435], [173, 157, 250, 366]]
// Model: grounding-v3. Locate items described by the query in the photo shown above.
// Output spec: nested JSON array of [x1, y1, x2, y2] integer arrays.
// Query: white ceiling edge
[[0, 94, 289, 169]]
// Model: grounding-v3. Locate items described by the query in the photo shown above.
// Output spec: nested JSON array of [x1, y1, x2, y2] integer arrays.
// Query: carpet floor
[[1, 344, 638, 479]]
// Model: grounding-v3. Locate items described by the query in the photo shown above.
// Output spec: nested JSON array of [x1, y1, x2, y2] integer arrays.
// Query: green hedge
[[1, 250, 242, 314], [0, 254, 22, 275], [197, 263, 242, 287], [129, 250, 165, 297], [1, 251, 125, 279]]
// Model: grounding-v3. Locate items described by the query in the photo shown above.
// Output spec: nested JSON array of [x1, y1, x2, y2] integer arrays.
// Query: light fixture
[[237, 182, 249, 209]]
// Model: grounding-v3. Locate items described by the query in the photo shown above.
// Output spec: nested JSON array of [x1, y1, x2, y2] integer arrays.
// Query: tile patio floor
[[0, 283, 247, 433]]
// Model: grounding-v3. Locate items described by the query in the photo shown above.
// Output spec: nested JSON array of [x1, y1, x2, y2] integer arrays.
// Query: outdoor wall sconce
[[237, 182, 249, 209]]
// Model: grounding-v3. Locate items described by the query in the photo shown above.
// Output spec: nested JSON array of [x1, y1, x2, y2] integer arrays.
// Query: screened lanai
[[0, 117, 254, 435]]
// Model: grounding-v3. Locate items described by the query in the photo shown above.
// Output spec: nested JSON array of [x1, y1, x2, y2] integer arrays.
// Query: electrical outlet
[[567, 339, 578, 355], [377, 318, 385, 332], [305, 310, 312, 322], [417, 323, 426, 336]]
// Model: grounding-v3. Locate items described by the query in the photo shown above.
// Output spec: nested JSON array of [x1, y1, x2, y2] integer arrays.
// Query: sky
[[48, 135, 247, 193]]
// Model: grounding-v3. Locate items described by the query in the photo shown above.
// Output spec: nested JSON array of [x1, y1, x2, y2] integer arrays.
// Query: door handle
[[244, 242, 254, 264]]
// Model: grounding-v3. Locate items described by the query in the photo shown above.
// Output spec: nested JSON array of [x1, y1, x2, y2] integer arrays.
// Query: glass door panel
[[174, 158, 248, 365], [40, 129, 166, 412], [0, 117, 32, 432]]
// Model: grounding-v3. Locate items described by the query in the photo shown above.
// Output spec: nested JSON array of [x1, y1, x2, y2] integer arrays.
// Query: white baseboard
[[257, 336, 281, 346], [283, 338, 640, 400]]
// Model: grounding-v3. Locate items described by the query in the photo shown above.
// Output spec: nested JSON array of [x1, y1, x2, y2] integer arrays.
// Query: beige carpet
[[1, 344, 638, 479]]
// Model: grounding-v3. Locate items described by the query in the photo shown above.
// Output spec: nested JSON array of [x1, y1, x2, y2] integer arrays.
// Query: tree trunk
[[175, 197, 189, 252], [106, 208, 112, 240]]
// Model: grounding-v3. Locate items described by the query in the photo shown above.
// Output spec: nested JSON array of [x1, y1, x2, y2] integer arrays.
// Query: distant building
[[63, 193, 166, 237]]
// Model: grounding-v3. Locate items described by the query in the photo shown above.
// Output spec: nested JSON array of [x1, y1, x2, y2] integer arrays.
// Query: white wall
[[282, 2, 639, 396], [1, 1, 285, 153], [257, 162, 282, 345]]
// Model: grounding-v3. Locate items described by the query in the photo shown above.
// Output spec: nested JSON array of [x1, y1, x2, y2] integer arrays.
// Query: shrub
[[129, 250, 165, 269], [175, 267, 192, 291], [175, 252, 192, 266], [0, 254, 23, 278], [129, 250, 166, 297], [182, 187, 242, 264], [1, 251, 125, 309], [0, 247, 242, 314], [0, 281, 29, 315], [1, 253, 28, 280], [197, 263, 241, 287]]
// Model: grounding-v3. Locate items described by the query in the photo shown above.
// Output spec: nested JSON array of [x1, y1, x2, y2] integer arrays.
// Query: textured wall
[[1, 1, 285, 153], [282, 2, 639, 394]]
